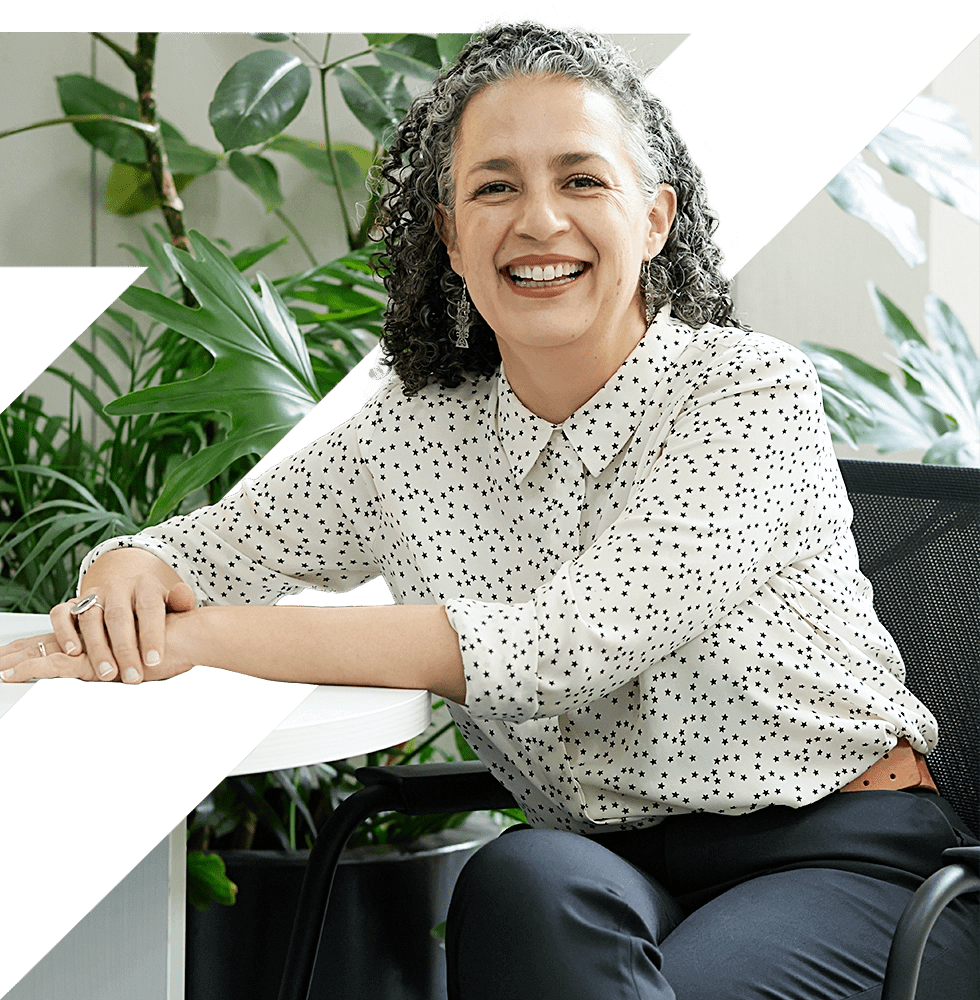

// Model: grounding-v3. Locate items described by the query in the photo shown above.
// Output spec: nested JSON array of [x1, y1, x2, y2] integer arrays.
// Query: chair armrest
[[355, 761, 518, 815], [881, 846, 980, 1000]]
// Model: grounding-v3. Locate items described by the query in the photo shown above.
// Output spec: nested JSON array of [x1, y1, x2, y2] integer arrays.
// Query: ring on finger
[[37, 641, 46, 657], [70, 594, 104, 616]]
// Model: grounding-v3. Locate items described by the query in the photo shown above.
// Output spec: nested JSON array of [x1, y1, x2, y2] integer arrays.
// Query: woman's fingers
[[49, 601, 85, 657], [0, 633, 97, 682], [72, 596, 122, 681], [132, 575, 177, 675]]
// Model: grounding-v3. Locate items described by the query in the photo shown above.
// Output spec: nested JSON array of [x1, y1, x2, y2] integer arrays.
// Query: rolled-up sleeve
[[446, 341, 845, 723]]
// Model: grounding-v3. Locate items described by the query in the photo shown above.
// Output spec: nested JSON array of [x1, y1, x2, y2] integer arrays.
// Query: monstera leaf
[[802, 284, 980, 466], [825, 93, 979, 265], [108, 231, 321, 522]]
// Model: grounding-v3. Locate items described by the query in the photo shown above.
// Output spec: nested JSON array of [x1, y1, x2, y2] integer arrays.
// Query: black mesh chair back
[[839, 459, 979, 837]]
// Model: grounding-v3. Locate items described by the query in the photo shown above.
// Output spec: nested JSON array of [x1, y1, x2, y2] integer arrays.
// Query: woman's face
[[437, 73, 674, 363]]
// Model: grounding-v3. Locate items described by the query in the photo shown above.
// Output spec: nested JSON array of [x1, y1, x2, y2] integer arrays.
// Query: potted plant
[[804, 91, 979, 465]]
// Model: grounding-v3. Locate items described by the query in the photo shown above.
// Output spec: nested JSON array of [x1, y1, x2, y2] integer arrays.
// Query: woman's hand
[[48, 577, 197, 683], [0, 608, 198, 684]]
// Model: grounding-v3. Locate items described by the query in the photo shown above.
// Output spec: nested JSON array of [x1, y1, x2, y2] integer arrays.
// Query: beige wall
[[1, 32, 976, 463]]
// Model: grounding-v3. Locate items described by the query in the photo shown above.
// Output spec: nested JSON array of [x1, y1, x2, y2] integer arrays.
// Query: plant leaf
[[363, 33, 406, 46], [228, 151, 285, 212], [868, 94, 979, 222], [800, 342, 944, 452], [922, 428, 980, 467], [187, 851, 238, 911], [108, 231, 321, 521], [824, 155, 927, 267], [209, 50, 311, 152], [230, 237, 289, 272], [56, 74, 214, 170], [436, 34, 472, 67], [266, 134, 363, 189], [104, 162, 198, 216], [374, 35, 442, 82], [866, 283, 929, 349], [924, 294, 980, 403], [335, 65, 412, 146]]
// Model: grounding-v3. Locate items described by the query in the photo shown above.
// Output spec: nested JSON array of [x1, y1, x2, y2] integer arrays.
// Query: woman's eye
[[475, 182, 511, 196], [566, 175, 603, 189]]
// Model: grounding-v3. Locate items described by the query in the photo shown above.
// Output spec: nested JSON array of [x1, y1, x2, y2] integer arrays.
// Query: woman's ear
[[435, 205, 463, 276], [645, 184, 677, 259]]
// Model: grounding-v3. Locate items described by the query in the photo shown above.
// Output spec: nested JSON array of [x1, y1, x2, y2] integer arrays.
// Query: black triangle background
[[0, 25, 975, 993]]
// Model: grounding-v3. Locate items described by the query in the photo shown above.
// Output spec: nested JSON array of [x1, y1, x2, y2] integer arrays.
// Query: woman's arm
[[1, 602, 467, 703], [167, 603, 466, 702]]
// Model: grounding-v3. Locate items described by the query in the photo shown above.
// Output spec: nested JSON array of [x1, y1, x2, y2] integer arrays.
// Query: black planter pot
[[186, 818, 498, 1000]]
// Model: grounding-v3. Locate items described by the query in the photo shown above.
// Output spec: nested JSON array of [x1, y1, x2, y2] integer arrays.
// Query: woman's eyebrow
[[466, 151, 609, 177]]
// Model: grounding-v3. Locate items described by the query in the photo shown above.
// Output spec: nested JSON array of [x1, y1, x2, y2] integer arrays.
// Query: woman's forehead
[[453, 75, 631, 170]]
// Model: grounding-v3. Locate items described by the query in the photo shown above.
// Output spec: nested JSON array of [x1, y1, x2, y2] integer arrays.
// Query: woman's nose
[[514, 188, 570, 241]]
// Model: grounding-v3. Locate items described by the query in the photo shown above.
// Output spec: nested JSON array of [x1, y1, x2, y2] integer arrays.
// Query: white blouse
[[82, 310, 938, 833]]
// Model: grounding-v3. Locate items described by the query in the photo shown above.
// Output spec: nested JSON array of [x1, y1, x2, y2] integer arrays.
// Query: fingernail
[[98, 661, 114, 678], [122, 667, 140, 683], [1, 668, 14, 681], [65, 641, 77, 655], [145, 650, 160, 666]]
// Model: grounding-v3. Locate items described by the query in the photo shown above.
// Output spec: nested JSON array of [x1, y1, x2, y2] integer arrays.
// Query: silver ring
[[37, 641, 46, 657], [70, 594, 104, 616]]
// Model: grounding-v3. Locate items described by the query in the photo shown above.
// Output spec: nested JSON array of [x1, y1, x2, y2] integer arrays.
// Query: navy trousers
[[445, 789, 979, 999]]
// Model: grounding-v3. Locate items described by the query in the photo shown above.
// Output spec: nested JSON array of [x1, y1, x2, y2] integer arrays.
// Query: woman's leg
[[658, 866, 979, 1000], [445, 828, 685, 1000]]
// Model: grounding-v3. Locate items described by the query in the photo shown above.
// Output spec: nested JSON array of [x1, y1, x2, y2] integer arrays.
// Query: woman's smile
[[504, 256, 591, 296]]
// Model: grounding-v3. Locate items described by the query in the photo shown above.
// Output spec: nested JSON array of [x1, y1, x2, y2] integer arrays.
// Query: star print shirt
[[81, 311, 938, 833]]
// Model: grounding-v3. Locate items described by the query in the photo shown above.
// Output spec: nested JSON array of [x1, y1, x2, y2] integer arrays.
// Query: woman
[[2, 24, 977, 998]]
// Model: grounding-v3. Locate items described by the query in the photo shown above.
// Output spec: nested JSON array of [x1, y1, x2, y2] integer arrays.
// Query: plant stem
[[395, 720, 457, 766], [91, 32, 138, 71], [318, 34, 355, 250], [0, 114, 159, 141], [131, 33, 190, 257], [273, 208, 317, 267]]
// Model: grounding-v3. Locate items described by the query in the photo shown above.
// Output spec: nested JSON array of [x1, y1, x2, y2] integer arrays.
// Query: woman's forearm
[[167, 603, 468, 703]]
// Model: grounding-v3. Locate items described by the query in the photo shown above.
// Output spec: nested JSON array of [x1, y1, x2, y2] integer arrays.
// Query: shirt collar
[[491, 306, 693, 483]]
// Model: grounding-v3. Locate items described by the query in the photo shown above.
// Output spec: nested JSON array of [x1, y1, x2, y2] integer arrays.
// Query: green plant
[[0, 228, 380, 610], [803, 286, 979, 466], [1, 33, 471, 259], [811, 92, 979, 464]]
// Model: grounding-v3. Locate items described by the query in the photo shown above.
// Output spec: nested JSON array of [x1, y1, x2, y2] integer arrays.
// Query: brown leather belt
[[839, 738, 937, 793]]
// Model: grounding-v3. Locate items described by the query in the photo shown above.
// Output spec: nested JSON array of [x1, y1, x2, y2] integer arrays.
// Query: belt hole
[[889, 774, 897, 780], [863, 780, 870, 786]]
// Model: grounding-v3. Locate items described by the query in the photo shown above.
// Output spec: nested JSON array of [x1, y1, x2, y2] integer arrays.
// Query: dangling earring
[[454, 279, 471, 349], [640, 260, 657, 327]]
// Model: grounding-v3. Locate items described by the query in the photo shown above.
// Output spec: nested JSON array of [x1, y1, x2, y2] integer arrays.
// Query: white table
[[0, 613, 430, 1000]]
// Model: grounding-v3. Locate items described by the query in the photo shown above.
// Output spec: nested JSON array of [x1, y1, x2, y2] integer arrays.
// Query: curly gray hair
[[376, 23, 746, 396]]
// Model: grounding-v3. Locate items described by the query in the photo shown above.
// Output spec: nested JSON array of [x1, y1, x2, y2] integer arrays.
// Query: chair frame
[[276, 459, 980, 1000]]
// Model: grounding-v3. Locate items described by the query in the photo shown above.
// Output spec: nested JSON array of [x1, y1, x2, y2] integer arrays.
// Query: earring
[[640, 260, 657, 327], [454, 279, 471, 349]]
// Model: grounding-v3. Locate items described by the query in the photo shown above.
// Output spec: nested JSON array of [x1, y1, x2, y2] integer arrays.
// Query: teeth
[[508, 262, 585, 282]]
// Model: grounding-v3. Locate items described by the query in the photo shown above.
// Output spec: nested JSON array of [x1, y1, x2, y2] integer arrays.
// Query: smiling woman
[[0, 21, 977, 1000]]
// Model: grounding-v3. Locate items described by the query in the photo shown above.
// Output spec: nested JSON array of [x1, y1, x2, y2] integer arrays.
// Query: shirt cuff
[[444, 597, 540, 723]]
